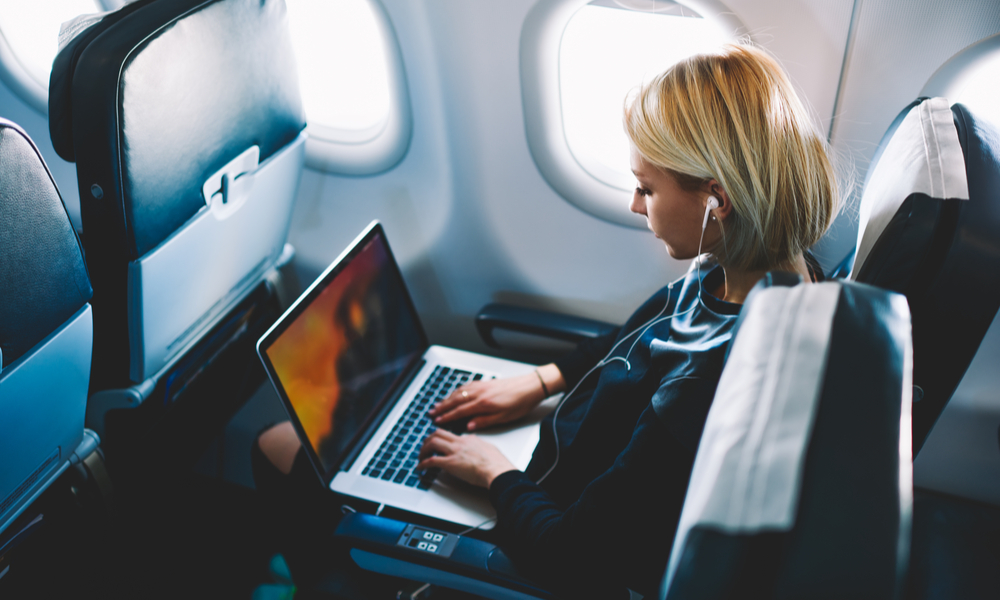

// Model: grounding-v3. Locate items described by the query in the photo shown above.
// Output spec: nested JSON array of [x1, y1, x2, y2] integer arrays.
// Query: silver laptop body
[[257, 221, 545, 528]]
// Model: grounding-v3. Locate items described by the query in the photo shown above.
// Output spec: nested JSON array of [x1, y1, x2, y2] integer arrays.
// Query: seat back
[[849, 97, 1000, 453], [0, 119, 96, 535], [662, 277, 912, 599], [48, 0, 306, 392]]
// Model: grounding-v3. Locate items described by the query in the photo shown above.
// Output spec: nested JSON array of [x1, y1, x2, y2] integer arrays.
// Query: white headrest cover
[[852, 97, 969, 279], [664, 282, 842, 589]]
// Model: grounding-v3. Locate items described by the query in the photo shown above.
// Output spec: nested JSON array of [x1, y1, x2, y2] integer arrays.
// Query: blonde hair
[[625, 44, 839, 272]]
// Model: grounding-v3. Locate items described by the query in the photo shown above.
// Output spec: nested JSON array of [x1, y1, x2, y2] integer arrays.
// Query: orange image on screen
[[266, 242, 384, 462]]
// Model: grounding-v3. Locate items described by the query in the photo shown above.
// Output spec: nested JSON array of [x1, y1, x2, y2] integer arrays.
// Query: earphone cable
[[536, 198, 718, 485]]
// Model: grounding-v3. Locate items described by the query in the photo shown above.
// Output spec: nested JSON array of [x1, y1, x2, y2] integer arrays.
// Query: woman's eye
[[635, 186, 651, 197]]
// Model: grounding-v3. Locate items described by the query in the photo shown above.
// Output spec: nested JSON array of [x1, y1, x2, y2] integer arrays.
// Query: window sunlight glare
[[0, 0, 100, 87], [286, 0, 392, 134], [560, 4, 731, 190], [950, 51, 1000, 125]]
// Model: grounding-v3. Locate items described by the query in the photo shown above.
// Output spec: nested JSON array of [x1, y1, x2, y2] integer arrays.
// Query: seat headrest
[[0, 119, 92, 368], [48, 0, 156, 162], [852, 97, 971, 283], [723, 271, 802, 363], [850, 97, 1000, 452], [50, 0, 305, 256]]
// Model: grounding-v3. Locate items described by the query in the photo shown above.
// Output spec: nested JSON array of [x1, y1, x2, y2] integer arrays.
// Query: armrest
[[475, 303, 618, 349], [334, 512, 552, 600]]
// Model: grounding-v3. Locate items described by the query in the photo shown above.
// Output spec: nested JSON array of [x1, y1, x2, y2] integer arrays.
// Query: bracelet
[[535, 369, 550, 398]]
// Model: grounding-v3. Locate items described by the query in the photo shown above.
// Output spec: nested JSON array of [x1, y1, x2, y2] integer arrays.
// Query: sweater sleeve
[[488, 405, 692, 597], [551, 328, 620, 388]]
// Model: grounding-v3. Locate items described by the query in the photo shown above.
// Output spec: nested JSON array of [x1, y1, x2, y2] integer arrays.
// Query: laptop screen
[[260, 223, 426, 477]]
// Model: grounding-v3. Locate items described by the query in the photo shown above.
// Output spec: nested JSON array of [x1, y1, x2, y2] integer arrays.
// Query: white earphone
[[536, 196, 724, 486], [702, 196, 720, 231]]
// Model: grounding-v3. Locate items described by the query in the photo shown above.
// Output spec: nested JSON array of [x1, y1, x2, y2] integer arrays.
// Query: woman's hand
[[428, 364, 565, 431], [417, 430, 516, 488]]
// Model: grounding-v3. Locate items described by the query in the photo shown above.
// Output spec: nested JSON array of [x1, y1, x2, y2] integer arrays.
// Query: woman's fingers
[[418, 429, 458, 459], [416, 430, 457, 470], [433, 398, 499, 424], [428, 383, 479, 417], [427, 373, 542, 430], [416, 433, 517, 488], [466, 412, 507, 432], [416, 455, 445, 471]]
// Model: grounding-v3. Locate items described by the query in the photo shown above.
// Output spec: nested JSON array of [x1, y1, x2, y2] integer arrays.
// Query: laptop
[[257, 221, 550, 528]]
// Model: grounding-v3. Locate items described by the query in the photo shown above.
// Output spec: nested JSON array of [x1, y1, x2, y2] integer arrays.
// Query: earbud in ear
[[702, 196, 720, 231]]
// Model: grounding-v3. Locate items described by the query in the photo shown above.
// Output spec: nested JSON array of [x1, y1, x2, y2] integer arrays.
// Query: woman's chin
[[664, 244, 695, 261]]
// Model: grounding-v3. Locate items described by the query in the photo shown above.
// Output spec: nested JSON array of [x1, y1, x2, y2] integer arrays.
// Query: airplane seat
[[334, 275, 914, 600], [46, 0, 306, 474], [659, 274, 912, 599], [0, 117, 105, 541], [847, 97, 1000, 455]]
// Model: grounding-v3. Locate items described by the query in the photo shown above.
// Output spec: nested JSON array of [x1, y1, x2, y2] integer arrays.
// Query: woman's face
[[629, 148, 710, 260]]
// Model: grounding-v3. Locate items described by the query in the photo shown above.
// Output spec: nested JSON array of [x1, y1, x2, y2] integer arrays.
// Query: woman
[[255, 43, 839, 597], [412, 43, 839, 597]]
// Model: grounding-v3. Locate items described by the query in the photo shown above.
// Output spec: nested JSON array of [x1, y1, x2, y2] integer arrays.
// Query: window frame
[[0, 0, 412, 176], [520, 0, 746, 228], [295, 0, 412, 175], [0, 0, 123, 115]]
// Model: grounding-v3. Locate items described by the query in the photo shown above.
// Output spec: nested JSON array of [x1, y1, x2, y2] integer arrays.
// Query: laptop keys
[[362, 366, 481, 489]]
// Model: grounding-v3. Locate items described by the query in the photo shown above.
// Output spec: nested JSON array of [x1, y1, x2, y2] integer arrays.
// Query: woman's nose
[[629, 190, 645, 215]]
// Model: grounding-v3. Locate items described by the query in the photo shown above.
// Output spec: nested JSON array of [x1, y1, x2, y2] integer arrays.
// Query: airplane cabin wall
[[822, 0, 1000, 268], [287, 0, 860, 355], [3, 0, 1000, 503], [289, 0, 685, 358]]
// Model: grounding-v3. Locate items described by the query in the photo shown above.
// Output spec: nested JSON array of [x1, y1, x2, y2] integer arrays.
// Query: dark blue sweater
[[488, 262, 741, 598]]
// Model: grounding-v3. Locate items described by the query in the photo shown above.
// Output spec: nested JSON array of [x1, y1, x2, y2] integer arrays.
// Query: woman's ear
[[706, 180, 733, 221]]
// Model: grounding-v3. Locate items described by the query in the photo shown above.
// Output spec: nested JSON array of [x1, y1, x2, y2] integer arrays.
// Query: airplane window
[[521, 0, 743, 228], [0, 0, 111, 114], [560, 0, 732, 191], [285, 0, 412, 174]]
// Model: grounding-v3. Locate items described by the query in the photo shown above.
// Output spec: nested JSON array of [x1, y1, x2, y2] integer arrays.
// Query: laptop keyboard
[[362, 366, 484, 489]]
